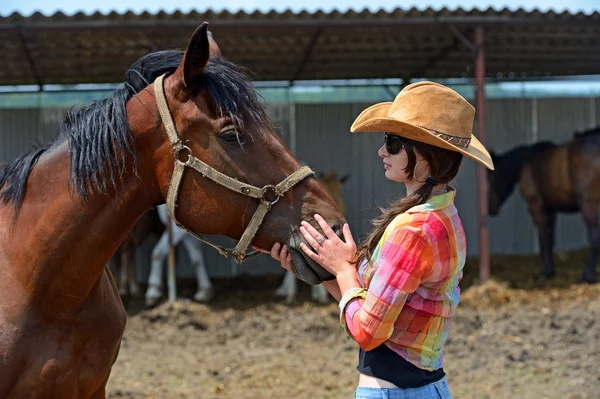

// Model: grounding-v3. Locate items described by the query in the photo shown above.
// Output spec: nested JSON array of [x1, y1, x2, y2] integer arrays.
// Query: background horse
[[109, 204, 213, 307], [0, 23, 345, 398], [110, 207, 164, 298], [488, 126, 600, 284], [144, 204, 213, 307]]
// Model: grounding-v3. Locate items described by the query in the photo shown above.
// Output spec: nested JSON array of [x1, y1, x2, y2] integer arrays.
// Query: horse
[[144, 204, 214, 307], [0, 22, 346, 398], [275, 171, 349, 303], [487, 126, 600, 284], [110, 207, 165, 298]]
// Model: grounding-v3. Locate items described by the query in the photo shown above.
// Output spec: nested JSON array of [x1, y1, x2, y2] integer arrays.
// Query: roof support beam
[[402, 27, 475, 80], [447, 24, 476, 57], [290, 29, 322, 83], [16, 27, 43, 89]]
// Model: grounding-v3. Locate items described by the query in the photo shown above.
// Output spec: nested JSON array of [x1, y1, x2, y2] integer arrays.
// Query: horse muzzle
[[286, 231, 336, 286]]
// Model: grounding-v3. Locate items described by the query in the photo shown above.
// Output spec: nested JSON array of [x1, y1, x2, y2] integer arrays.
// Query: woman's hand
[[299, 214, 357, 277], [252, 242, 292, 273]]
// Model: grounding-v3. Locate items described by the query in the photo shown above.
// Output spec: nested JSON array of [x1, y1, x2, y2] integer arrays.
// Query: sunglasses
[[384, 132, 403, 155]]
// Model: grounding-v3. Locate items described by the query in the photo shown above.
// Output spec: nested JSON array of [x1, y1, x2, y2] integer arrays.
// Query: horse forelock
[[200, 57, 273, 137]]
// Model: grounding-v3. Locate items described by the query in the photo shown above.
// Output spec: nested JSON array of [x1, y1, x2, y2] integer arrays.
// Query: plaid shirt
[[339, 188, 466, 371]]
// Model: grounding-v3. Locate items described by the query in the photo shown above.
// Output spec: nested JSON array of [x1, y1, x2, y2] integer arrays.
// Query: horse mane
[[492, 141, 556, 186], [0, 50, 271, 216], [0, 162, 11, 188], [574, 125, 600, 142]]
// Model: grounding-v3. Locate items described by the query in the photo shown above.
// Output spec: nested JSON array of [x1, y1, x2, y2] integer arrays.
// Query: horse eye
[[220, 130, 245, 144]]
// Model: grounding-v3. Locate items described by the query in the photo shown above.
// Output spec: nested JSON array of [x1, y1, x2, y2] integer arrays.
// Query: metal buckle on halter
[[174, 144, 193, 164], [260, 184, 282, 206]]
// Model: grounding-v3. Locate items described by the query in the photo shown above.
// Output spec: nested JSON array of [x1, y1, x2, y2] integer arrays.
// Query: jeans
[[354, 376, 452, 399]]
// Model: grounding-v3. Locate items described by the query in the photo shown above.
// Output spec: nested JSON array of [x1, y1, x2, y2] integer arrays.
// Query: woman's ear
[[413, 158, 431, 182]]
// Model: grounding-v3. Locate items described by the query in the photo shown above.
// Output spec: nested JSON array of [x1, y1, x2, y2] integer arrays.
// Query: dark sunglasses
[[384, 132, 403, 155]]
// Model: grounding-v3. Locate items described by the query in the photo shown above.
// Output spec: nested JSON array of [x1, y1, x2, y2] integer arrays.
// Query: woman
[[255, 81, 494, 398]]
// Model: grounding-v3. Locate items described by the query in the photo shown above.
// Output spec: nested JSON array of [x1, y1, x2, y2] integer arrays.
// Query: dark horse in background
[[111, 208, 164, 298], [487, 126, 600, 284], [0, 23, 346, 398]]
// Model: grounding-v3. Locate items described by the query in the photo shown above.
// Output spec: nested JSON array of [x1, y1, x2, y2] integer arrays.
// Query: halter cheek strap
[[153, 73, 314, 263]]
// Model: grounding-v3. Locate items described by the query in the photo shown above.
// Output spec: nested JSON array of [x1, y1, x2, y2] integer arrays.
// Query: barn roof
[[1, 7, 599, 86]]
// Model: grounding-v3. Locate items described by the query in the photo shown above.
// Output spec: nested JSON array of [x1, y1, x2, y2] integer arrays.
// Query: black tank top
[[357, 343, 445, 388]]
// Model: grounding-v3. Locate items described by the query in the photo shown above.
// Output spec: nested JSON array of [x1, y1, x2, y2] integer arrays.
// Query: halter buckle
[[261, 185, 281, 206], [174, 145, 193, 164]]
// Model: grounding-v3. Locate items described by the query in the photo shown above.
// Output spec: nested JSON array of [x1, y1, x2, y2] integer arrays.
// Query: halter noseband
[[153, 73, 314, 263]]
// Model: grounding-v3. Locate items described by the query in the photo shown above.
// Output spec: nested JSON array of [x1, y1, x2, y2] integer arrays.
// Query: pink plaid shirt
[[339, 188, 466, 371]]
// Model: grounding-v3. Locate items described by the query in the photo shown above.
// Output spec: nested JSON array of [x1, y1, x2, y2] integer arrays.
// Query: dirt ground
[[106, 249, 600, 399]]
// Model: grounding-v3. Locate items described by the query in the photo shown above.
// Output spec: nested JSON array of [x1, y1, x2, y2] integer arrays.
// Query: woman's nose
[[378, 144, 388, 158]]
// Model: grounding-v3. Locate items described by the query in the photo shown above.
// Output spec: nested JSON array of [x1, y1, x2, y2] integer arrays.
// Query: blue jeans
[[354, 376, 452, 399]]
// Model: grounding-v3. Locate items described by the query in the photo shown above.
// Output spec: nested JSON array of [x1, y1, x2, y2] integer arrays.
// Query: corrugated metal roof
[[1, 7, 599, 86]]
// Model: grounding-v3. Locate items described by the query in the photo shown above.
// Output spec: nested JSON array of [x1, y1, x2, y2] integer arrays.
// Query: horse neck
[[497, 143, 548, 187], [6, 122, 162, 317]]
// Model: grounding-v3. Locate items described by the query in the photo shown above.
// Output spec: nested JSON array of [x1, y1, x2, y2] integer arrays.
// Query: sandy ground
[[106, 249, 600, 399]]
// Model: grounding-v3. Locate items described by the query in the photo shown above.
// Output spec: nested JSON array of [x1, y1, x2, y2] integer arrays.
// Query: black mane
[[0, 50, 271, 216], [574, 125, 600, 142], [493, 140, 556, 184]]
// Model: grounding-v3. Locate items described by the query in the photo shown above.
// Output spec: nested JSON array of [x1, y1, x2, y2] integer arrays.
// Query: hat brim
[[350, 102, 495, 170]]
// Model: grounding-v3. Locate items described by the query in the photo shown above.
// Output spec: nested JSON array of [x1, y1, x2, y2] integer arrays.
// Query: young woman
[[255, 81, 494, 399]]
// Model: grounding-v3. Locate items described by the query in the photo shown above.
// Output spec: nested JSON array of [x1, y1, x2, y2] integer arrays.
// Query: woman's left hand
[[299, 214, 357, 277]]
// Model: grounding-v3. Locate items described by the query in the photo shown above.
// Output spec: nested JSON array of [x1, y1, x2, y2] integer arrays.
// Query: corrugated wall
[[1, 97, 598, 281]]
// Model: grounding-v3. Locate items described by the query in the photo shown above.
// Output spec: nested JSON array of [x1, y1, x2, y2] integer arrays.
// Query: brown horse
[[487, 126, 600, 283], [0, 23, 345, 398]]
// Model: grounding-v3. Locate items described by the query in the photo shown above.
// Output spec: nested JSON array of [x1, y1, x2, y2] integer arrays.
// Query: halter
[[153, 73, 315, 263]]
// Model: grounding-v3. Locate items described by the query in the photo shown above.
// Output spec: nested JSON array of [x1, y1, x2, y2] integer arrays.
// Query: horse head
[[138, 23, 346, 285], [487, 150, 519, 216]]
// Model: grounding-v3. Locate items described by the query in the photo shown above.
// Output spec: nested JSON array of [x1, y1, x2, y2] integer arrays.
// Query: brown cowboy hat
[[350, 81, 494, 170]]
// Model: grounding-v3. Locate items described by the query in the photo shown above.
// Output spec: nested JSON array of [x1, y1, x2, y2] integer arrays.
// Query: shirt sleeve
[[339, 226, 432, 351]]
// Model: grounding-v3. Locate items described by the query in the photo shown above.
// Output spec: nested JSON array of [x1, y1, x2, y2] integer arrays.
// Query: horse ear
[[181, 22, 221, 88], [207, 31, 222, 58]]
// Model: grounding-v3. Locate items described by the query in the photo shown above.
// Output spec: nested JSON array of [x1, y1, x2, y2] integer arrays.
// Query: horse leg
[[531, 207, 557, 280], [275, 271, 297, 304], [116, 248, 129, 297], [183, 237, 214, 302], [578, 201, 599, 284], [311, 284, 330, 304], [145, 232, 169, 308], [125, 244, 140, 297]]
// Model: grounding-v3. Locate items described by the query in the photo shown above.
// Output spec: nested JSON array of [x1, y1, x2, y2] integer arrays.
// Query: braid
[[355, 183, 433, 265]]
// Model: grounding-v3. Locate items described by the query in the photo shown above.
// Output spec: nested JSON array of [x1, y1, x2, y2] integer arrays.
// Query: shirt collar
[[406, 187, 456, 213]]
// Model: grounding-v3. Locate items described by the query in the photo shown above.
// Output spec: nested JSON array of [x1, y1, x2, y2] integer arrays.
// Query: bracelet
[[338, 287, 367, 336]]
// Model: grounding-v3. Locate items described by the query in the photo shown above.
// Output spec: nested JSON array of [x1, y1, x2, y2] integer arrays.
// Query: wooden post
[[475, 25, 490, 282], [167, 218, 177, 302]]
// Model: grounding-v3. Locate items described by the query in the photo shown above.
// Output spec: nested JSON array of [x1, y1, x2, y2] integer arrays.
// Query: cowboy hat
[[350, 81, 494, 170]]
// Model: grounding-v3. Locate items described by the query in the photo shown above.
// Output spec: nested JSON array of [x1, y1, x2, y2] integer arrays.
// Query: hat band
[[418, 125, 471, 149]]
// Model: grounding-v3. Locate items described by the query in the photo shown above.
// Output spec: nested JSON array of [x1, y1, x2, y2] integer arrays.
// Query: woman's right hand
[[252, 243, 292, 273]]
